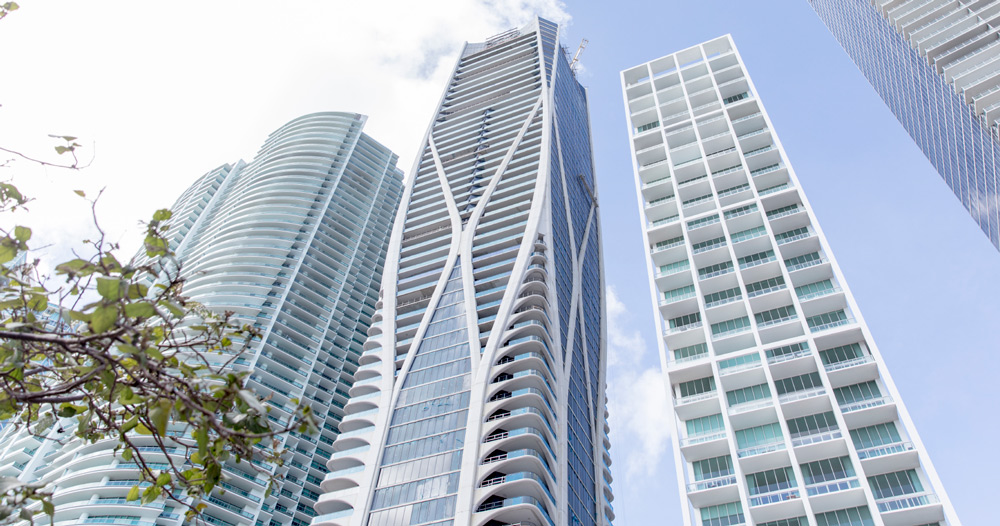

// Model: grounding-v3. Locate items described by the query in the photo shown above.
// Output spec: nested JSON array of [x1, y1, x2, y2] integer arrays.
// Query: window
[[735, 422, 783, 449], [745, 276, 785, 297], [659, 259, 690, 275], [698, 260, 734, 279], [774, 372, 822, 395], [731, 225, 767, 243], [723, 203, 757, 219], [746, 466, 796, 495], [664, 285, 696, 302], [704, 286, 742, 307], [755, 305, 797, 326], [850, 422, 902, 450], [688, 214, 720, 230], [766, 203, 800, 218], [765, 341, 809, 360], [693, 455, 734, 480], [726, 383, 771, 407], [718, 352, 760, 371], [814, 506, 874, 526], [686, 413, 725, 436], [784, 251, 822, 269], [867, 470, 923, 499], [700, 501, 744, 526], [786, 411, 838, 438], [711, 316, 751, 337], [819, 343, 864, 365], [673, 342, 708, 361], [692, 235, 727, 252], [834, 381, 881, 405], [738, 249, 775, 268], [800, 456, 855, 485], [807, 309, 849, 330], [775, 226, 810, 243], [669, 312, 702, 329], [679, 376, 715, 398], [795, 279, 835, 299]]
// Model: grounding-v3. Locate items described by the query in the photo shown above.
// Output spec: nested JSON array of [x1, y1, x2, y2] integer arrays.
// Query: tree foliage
[[0, 177, 317, 524]]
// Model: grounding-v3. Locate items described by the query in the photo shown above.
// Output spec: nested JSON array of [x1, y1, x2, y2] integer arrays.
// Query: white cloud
[[0, 0, 569, 268], [605, 286, 673, 479]]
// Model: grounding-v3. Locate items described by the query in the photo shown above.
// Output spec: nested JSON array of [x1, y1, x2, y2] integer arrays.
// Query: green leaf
[[41, 500, 53, 516], [90, 305, 117, 333], [0, 244, 16, 265], [96, 277, 123, 301], [124, 302, 155, 318], [73, 190, 85, 198], [152, 209, 172, 222], [56, 405, 77, 418], [26, 294, 47, 312], [126, 485, 140, 501], [13, 226, 30, 242], [121, 448, 133, 461], [127, 283, 148, 300], [156, 473, 171, 486], [150, 398, 171, 435]]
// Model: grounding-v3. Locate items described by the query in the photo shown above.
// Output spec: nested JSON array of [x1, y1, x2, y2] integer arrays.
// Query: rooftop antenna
[[569, 38, 589, 73]]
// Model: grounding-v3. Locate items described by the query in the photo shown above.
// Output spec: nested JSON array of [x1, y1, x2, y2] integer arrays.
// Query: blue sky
[[1, 1, 997, 524], [560, 1, 1000, 524]]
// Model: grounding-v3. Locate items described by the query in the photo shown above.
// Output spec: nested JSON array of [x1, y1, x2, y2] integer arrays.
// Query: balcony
[[840, 396, 892, 414], [805, 477, 860, 497], [876, 492, 940, 513], [857, 441, 915, 461], [737, 441, 785, 459], [791, 429, 842, 448], [749, 488, 800, 508], [687, 474, 737, 493], [674, 390, 717, 406]]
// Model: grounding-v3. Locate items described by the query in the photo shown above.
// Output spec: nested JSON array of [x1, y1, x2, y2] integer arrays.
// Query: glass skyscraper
[[621, 36, 959, 526], [810, 0, 1000, 250], [0, 112, 403, 526], [312, 18, 613, 526]]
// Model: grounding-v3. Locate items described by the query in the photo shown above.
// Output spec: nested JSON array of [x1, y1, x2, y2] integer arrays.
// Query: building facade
[[0, 112, 404, 526], [810, 0, 1000, 250], [312, 18, 613, 526], [621, 36, 958, 526]]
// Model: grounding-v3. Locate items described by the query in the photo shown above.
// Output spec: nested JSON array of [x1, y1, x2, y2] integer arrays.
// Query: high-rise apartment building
[[312, 18, 612, 526], [0, 112, 403, 526], [621, 36, 958, 526], [810, 0, 1000, 250]]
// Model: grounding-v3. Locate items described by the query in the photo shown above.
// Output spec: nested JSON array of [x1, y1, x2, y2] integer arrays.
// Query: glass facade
[[314, 17, 610, 526], [810, 0, 1000, 250]]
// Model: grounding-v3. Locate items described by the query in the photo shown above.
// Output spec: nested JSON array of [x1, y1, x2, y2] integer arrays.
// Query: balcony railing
[[790, 429, 842, 448], [680, 431, 726, 447], [824, 355, 875, 372], [749, 488, 800, 507], [737, 441, 785, 458], [808, 316, 855, 333], [712, 324, 752, 340], [840, 396, 893, 413], [806, 477, 860, 496], [778, 386, 825, 404], [667, 320, 703, 334], [674, 390, 716, 406], [729, 398, 773, 414], [687, 474, 738, 492], [876, 492, 940, 513], [856, 441, 914, 460]]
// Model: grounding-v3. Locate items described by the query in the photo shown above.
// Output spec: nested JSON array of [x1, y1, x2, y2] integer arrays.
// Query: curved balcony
[[473, 496, 554, 526]]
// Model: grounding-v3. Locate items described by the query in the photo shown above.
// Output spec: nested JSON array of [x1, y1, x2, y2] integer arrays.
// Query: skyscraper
[[809, 0, 1000, 251], [312, 18, 612, 526], [621, 36, 958, 526], [0, 112, 403, 526]]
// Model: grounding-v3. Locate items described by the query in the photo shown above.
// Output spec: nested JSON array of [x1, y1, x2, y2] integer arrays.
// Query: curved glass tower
[[621, 37, 958, 526], [0, 112, 404, 526], [312, 18, 613, 526]]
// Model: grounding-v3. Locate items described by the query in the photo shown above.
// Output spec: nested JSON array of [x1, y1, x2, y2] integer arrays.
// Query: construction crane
[[569, 38, 589, 73]]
